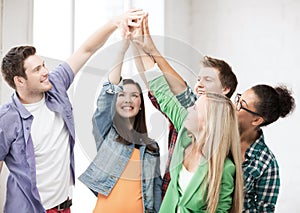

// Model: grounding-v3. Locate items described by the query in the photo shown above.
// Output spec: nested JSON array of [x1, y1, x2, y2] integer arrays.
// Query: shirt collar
[[245, 129, 265, 160], [11, 92, 32, 119]]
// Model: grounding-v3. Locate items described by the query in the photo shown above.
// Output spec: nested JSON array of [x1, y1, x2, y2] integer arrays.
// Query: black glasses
[[234, 93, 263, 117]]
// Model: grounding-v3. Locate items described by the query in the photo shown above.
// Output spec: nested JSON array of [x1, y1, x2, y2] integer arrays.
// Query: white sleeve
[[144, 63, 164, 82]]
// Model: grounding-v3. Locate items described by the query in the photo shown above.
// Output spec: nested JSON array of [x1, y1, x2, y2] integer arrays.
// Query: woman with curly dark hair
[[235, 84, 295, 212]]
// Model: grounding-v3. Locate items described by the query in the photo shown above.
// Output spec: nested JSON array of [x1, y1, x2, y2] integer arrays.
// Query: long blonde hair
[[196, 93, 243, 213]]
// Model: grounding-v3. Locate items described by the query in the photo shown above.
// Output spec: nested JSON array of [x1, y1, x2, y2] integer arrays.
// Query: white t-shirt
[[24, 96, 72, 209], [178, 165, 195, 194], [177, 165, 195, 213]]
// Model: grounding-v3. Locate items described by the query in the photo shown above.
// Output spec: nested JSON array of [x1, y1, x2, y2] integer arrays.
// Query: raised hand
[[133, 13, 158, 56], [133, 13, 186, 94], [108, 9, 145, 85], [113, 9, 145, 36], [118, 20, 131, 53]]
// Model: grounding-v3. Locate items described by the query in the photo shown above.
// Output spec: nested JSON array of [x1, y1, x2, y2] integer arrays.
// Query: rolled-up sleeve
[[176, 85, 197, 108]]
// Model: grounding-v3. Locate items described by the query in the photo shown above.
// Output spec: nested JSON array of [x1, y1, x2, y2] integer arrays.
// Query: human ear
[[13, 76, 25, 87], [251, 116, 264, 126], [222, 87, 230, 96]]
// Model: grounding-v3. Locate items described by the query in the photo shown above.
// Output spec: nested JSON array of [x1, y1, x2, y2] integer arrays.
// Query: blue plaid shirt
[[243, 130, 280, 212], [176, 86, 197, 109]]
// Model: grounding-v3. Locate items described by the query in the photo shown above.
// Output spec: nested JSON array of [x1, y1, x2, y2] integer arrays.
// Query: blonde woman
[[131, 15, 243, 212], [145, 73, 243, 213]]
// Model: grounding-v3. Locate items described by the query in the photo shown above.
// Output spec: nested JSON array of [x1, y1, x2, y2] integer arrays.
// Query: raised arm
[[133, 14, 186, 94], [108, 21, 131, 84], [131, 25, 148, 88], [67, 9, 145, 75], [92, 21, 132, 149], [148, 75, 187, 132]]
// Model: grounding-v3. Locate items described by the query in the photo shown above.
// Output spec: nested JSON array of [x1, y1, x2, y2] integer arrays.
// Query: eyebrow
[[32, 65, 41, 72], [30, 61, 45, 72], [197, 75, 215, 79], [241, 99, 249, 107]]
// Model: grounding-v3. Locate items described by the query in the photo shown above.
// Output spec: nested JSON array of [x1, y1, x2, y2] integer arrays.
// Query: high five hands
[[116, 10, 158, 56], [132, 13, 158, 56]]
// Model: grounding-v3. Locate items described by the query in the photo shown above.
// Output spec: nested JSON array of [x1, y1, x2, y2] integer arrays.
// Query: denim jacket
[[79, 81, 162, 213]]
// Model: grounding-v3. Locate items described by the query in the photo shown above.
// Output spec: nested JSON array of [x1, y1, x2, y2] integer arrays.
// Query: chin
[[119, 113, 137, 119], [44, 83, 53, 91]]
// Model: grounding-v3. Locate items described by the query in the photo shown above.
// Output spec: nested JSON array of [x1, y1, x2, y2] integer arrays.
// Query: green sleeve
[[216, 159, 235, 212], [149, 75, 188, 132]]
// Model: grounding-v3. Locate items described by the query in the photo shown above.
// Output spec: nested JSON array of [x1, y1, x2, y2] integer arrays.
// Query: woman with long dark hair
[[79, 20, 162, 213]]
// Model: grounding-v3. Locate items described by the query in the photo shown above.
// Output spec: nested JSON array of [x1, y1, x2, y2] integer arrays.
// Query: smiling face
[[193, 67, 224, 97], [116, 83, 142, 120], [17, 54, 52, 103]]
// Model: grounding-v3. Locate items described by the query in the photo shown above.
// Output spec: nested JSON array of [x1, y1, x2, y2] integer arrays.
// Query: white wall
[[0, 0, 33, 102], [0, 0, 33, 211], [165, 0, 300, 212]]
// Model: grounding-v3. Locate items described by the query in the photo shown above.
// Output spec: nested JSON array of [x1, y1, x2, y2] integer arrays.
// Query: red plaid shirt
[[148, 92, 178, 198]]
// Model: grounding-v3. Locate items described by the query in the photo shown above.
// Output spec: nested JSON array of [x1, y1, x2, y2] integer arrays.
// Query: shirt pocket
[[10, 140, 27, 163]]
